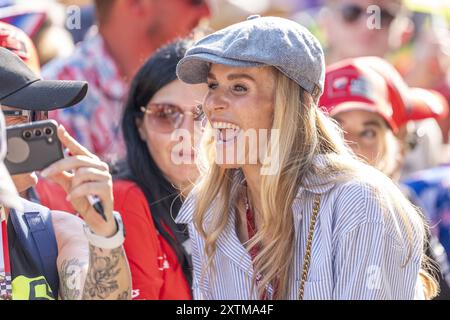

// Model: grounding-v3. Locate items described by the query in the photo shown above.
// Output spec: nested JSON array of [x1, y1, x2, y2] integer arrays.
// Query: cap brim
[[177, 53, 262, 84], [329, 101, 397, 132], [0, 79, 88, 111], [330, 101, 377, 116], [0, 162, 23, 211], [406, 88, 449, 121]]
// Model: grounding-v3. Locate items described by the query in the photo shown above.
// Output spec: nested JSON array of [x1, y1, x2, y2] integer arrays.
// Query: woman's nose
[[179, 113, 195, 133], [204, 92, 228, 116]]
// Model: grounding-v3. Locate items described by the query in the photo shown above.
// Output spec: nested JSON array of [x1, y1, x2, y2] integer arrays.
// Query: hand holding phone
[[40, 125, 116, 237]]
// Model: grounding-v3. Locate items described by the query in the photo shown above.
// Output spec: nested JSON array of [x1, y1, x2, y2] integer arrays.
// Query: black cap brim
[[0, 79, 88, 111]]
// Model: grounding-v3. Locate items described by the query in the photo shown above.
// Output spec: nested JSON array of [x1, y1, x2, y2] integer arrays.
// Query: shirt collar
[[296, 154, 337, 196]]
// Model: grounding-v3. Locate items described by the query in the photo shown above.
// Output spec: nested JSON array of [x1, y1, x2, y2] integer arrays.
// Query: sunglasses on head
[[339, 3, 396, 26], [140, 102, 206, 133]]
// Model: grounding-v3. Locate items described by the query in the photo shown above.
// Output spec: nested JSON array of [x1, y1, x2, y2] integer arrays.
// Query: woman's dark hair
[[115, 38, 195, 288]]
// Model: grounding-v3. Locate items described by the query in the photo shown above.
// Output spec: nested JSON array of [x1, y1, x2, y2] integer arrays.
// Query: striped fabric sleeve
[[332, 189, 422, 300], [189, 223, 207, 300]]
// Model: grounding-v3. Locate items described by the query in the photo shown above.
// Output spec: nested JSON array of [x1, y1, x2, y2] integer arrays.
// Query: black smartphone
[[5, 120, 64, 175]]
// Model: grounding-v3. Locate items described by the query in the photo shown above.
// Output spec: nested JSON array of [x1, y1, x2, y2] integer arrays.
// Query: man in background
[[320, 0, 411, 64], [43, 0, 210, 163]]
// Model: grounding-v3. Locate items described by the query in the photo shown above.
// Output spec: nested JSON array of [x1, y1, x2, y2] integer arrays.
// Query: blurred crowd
[[0, 0, 449, 300]]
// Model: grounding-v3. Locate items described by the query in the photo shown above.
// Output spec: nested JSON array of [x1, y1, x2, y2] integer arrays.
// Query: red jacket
[[113, 180, 191, 300], [35, 177, 75, 213]]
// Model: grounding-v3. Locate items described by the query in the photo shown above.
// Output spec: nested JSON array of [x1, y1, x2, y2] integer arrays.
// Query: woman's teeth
[[212, 122, 242, 142], [212, 122, 241, 130]]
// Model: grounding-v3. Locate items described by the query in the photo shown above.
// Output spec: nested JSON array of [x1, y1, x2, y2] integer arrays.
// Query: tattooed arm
[[81, 244, 130, 300], [53, 211, 131, 300], [41, 126, 131, 299]]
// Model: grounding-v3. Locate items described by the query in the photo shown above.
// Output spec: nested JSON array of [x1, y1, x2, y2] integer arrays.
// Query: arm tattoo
[[117, 289, 130, 300], [82, 245, 125, 299], [59, 258, 86, 300]]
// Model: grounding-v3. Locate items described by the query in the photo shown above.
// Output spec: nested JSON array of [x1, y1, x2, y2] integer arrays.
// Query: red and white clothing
[[0, 207, 11, 299], [42, 29, 128, 163], [113, 180, 191, 300]]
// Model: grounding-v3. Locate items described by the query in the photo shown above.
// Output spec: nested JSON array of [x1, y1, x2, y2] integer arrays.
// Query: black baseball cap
[[0, 47, 88, 110]]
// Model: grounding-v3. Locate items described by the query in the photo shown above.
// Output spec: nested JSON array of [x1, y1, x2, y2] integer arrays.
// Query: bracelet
[[83, 211, 125, 249]]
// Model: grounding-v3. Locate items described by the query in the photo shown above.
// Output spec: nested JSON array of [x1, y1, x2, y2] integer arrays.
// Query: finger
[[57, 125, 96, 158], [41, 155, 108, 177], [67, 182, 114, 220], [66, 181, 112, 205], [71, 167, 111, 190], [41, 171, 73, 193]]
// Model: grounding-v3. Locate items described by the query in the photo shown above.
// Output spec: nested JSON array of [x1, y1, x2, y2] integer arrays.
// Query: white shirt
[[176, 156, 425, 300]]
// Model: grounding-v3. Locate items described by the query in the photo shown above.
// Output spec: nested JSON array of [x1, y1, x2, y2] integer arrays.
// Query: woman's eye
[[361, 129, 376, 139], [208, 82, 218, 90], [154, 110, 168, 118], [233, 84, 247, 92], [164, 106, 180, 117], [152, 106, 174, 118]]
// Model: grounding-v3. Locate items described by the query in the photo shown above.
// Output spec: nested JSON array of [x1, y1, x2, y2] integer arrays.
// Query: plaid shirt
[[42, 29, 128, 163]]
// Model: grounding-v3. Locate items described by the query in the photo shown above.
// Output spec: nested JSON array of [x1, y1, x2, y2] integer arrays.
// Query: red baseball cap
[[0, 21, 40, 75], [319, 57, 449, 133]]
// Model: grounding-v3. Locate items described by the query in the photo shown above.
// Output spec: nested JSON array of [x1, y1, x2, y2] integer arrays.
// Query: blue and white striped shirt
[[176, 158, 425, 300]]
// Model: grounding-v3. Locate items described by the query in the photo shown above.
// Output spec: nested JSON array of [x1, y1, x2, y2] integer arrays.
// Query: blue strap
[[23, 211, 59, 298], [10, 199, 59, 298]]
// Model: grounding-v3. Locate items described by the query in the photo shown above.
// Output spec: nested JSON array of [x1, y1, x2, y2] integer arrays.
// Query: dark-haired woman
[[113, 39, 207, 299]]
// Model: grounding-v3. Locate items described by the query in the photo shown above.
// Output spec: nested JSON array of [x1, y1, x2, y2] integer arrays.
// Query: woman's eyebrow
[[227, 73, 256, 82], [363, 120, 382, 127], [207, 73, 256, 82]]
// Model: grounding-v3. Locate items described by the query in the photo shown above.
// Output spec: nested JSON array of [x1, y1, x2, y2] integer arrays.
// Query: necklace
[[244, 189, 322, 300]]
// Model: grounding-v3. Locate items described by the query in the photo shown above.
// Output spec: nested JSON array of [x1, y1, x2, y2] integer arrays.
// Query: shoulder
[[113, 180, 148, 211], [42, 36, 97, 81], [113, 180, 157, 228], [175, 191, 196, 224], [327, 174, 424, 246], [332, 177, 385, 220], [325, 174, 397, 231]]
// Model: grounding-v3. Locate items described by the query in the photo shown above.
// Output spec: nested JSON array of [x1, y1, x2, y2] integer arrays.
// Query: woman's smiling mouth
[[212, 121, 242, 143]]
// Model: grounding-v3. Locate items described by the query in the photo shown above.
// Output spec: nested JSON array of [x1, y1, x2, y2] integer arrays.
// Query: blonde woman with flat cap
[[175, 15, 438, 300]]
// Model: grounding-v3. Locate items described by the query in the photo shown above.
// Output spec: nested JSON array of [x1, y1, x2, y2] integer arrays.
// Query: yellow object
[[404, 0, 450, 21], [12, 275, 54, 300]]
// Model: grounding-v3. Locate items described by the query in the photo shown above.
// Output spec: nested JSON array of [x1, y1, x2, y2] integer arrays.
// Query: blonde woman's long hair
[[191, 67, 438, 299]]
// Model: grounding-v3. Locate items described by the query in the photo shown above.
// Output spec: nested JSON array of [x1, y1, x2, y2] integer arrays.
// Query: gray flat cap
[[176, 15, 325, 101]]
